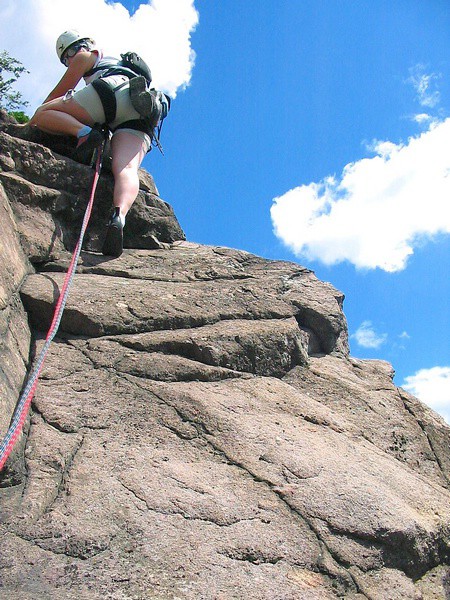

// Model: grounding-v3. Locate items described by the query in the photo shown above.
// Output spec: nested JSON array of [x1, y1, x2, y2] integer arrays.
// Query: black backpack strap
[[86, 64, 141, 81], [91, 78, 117, 124], [85, 62, 130, 77]]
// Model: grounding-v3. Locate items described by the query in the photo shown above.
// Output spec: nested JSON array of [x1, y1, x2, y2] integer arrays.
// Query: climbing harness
[[86, 52, 171, 154], [0, 141, 106, 472]]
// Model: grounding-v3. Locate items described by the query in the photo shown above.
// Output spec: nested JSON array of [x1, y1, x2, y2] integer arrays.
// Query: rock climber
[[30, 30, 155, 258]]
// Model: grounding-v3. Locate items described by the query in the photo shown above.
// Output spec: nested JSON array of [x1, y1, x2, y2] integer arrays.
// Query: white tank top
[[83, 51, 123, 85]]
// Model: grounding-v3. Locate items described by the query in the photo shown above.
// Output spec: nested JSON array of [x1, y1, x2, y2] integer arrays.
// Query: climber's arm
[[42, 52, 96, 103], [29, 52, 96, 126]]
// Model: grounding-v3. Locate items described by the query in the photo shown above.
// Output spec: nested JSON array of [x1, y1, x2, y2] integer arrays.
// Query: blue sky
[[1, 0, 449, 422]]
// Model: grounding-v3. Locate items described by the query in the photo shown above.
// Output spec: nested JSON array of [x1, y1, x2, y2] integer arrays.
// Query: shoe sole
[[102, 224, 123, 257], [129, 76, 154, 116]]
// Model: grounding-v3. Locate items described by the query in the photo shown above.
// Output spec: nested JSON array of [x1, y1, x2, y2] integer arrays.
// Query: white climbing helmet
[[56, 30, 95, 63]]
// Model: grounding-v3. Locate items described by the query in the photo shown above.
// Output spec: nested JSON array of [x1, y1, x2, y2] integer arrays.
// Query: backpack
[[119, 52, 171, 129], [146, 89, 171, 153], [119, 52, 152, 85], [141, 89, 170, 127]]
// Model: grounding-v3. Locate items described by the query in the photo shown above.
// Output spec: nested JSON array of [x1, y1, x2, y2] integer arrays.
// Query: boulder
[[0, 110, 449, 599]]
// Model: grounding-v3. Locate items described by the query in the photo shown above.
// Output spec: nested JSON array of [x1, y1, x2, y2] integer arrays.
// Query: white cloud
[[351, 321, 387, 349], [0, 0, 198, 109], [408, 65, 441, 109], [412, 113, 435, 126], [271, 118, 450, 272], [402, 366, 450, 424]]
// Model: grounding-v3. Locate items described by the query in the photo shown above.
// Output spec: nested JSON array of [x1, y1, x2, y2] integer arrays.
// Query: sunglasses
[[61, 42, 86, 66]]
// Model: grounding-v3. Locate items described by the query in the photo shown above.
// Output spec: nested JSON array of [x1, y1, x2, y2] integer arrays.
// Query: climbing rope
[[0, 143, 105, 472]]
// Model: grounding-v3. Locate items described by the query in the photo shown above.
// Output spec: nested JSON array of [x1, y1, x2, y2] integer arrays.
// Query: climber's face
[[61, 42, 87, 67]]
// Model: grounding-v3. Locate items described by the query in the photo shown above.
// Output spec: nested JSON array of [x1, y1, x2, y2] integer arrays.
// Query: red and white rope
[[0, 145, 104, 471]]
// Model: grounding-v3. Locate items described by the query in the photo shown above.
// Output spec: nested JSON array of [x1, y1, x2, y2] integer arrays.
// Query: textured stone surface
[[0, 111, 185, 263], [0, 179, 32, 483], [20, 244, 348, 357], [0, 111, 449, 599]]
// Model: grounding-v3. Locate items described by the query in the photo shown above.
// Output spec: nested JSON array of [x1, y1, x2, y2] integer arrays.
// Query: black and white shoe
[[102, 209, 124, 257]]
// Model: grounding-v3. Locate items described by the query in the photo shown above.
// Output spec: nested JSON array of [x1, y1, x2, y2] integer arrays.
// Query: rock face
[[0, 112, 185, 261], [0, 110, 449, 599]]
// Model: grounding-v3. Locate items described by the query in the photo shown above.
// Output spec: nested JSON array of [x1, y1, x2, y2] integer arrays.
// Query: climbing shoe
[[73, 125, 104, 165], [102, 209, 124, 258], [129, 76, 154, 117]]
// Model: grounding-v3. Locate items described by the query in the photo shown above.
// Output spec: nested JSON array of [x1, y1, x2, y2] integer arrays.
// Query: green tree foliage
[[0, 50, 29, 111], [9, 110, 30, 123]]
